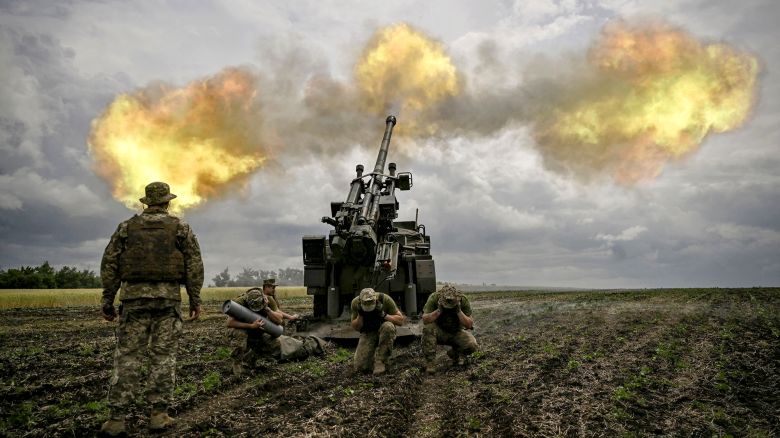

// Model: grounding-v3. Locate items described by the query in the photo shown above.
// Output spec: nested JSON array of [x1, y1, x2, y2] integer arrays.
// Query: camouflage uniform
[[422, 286, 478, 369], [227, 289, 323, 368], [351, 289, 399, 373], [262, 279, 282, 318], [100, 182, 203, 420], [267, 295, 281, 312]]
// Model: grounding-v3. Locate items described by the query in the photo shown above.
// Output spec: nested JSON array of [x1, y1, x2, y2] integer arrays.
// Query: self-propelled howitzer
[[302, 116, 436, 324]]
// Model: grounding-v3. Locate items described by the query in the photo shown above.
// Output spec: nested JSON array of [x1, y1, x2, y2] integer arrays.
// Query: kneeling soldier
[[421, 284, 478, 374], [226, 288, 325, 375], [261, 278, 299, 323], [351, 288, 405, 375]]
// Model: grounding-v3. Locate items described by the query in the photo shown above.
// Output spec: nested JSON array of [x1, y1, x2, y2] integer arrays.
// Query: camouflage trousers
[[422, 323, 478, 365], [227, 328, 323, 365], [354, 321, 396, 373], [108, 304, 182, 414]]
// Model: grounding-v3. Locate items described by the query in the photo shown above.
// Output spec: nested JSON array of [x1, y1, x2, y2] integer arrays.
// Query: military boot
[[99, 417, 126, 436], [149, 411, 175, 430], [447, 348, 463, 367], [373, 360, 386, 376]]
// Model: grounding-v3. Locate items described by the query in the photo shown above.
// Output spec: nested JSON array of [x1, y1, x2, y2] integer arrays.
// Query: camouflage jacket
[[350, 293, 400, 333], [266, 295, 280, 312], [423, 292, 473, 333], [101, 206, 204, 308]]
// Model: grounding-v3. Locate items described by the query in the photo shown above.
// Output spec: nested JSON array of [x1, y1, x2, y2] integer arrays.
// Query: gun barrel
[[372, 115, 397, 174]]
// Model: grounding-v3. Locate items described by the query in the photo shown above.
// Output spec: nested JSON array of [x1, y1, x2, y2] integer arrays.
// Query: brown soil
[[0, 288, 778, 437]]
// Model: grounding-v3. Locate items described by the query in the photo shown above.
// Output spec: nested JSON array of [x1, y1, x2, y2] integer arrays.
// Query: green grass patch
[[175, 382, 198, 399], [612, 385, 635, 402], [202, 371, 222, 392], [653, 341, 685, 369], [1, 402, 35, 429], [327, 348, 352, 363], [541, 342, 559, 355], [357, 382, 375, 390], [714, 370, 731, 392], [48, 398, 78, 418], [78, 343, 97, 357], [7, 346, 44, 358], [206, 347, 232, 361], [292, 360, 326, 377], [580, 351, 600, 362], [470, 358, 497, 378], [82, 400, 109, 420], [469, 350, 486, 360], [608, 407, 632, 422]]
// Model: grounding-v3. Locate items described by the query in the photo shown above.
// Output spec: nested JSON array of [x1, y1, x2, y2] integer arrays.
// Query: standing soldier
[[261, 278, 299, 323], [350, 288, 405, 375], [99, 182, 204, 436], [421, 284, 478, 374], [226, 288, 326, 375]]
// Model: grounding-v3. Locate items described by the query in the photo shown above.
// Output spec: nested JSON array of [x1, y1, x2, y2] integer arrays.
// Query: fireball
[[89, 68, 267, 213], [355, 23, 461, 133], [533, 20, 759, 183]]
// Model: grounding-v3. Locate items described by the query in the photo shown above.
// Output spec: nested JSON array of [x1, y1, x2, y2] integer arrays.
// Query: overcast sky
[[1, 0, 778, 288]]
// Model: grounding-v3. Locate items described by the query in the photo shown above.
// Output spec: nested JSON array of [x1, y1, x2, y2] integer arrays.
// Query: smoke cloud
[[88, 20, 760, 212]]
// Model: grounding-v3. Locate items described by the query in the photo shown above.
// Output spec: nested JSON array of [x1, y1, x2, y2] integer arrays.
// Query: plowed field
[[1, 288, 778, 437]]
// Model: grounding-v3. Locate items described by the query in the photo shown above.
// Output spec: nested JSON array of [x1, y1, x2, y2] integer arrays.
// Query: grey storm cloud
[[0, 0, 778, 287]]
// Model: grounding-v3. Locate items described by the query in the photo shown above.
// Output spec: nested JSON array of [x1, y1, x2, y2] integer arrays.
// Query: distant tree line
[[211, 267, 303, 287], [0, 261, 101, 289], [0, 262, 306, 289]]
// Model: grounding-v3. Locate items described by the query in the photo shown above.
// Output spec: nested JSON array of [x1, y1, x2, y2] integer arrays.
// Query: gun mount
[[302, 116, 435, 334]]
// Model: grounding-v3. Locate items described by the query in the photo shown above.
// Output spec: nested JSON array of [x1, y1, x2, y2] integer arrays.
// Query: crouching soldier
[[261, 278, 299, 323], [351, 288, 405, 375], [421, 284, 478, 374], [226, 288, 326, 375]]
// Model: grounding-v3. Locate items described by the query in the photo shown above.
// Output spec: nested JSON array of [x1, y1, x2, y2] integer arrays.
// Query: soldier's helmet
[[438, 284, 462, 309], [359, 288, 378, 312], [243, 288, 267, 312], [139, 181, 177, 206]]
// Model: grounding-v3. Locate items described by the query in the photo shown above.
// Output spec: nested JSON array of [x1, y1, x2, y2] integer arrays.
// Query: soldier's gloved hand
[[101, 303, 117, 321], [378, 310, 387, 320], [189, 304, 203, 321]]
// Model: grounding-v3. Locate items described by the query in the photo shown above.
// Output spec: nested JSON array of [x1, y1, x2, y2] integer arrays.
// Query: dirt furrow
[[1, 289, 778, 437]]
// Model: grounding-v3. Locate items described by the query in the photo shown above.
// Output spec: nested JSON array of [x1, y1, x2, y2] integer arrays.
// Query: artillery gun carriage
[[300, 116, 436, 340]]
